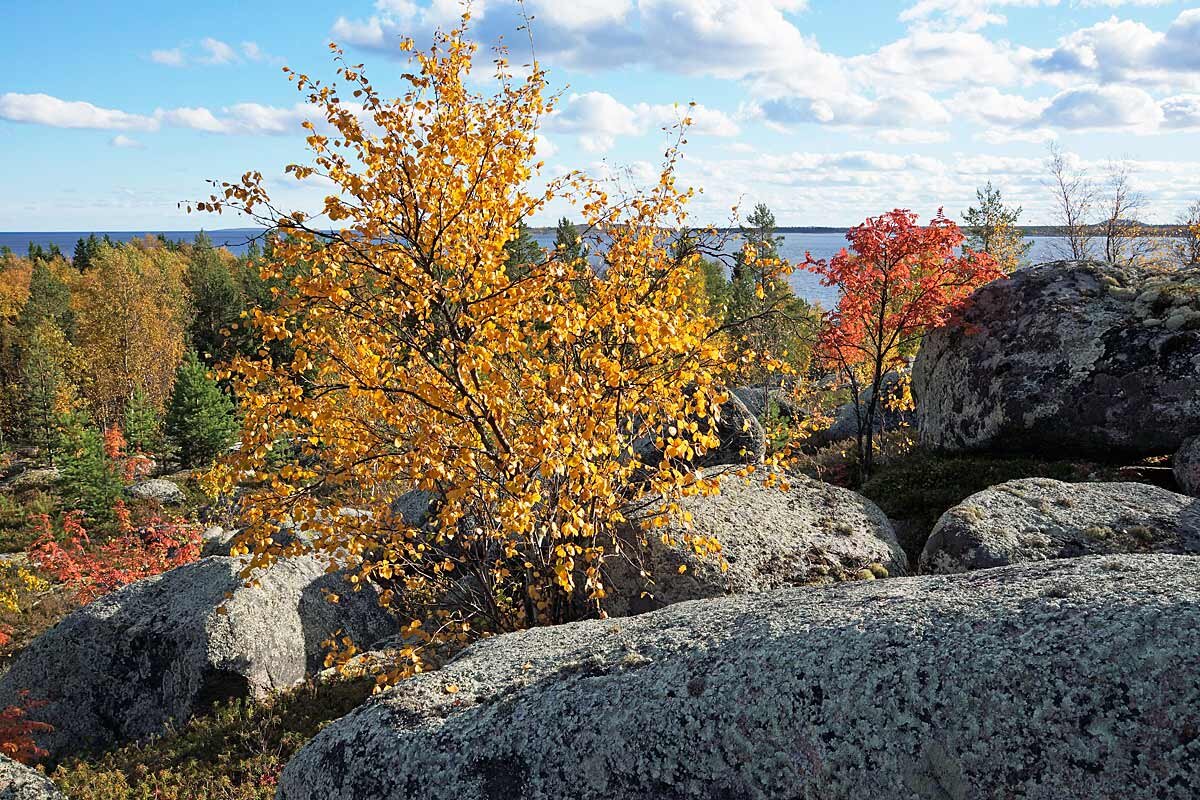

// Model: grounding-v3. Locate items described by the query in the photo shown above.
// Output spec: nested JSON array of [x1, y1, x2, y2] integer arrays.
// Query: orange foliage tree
[[803, 209, 1001, 477], [198, 20, 759, 676]]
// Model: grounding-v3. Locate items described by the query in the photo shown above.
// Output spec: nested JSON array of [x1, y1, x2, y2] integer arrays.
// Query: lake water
[[0, 229, 1065, 308]]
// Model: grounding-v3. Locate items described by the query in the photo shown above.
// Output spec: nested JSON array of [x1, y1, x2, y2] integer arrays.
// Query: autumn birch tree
[[200, 20, 755, 674]]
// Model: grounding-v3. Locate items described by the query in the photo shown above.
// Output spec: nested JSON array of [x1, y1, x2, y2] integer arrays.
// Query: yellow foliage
[[199, 21, 758, 679], [69, 242, 190, 424]]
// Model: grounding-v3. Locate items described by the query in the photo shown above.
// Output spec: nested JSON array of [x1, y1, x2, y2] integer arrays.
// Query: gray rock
[[0, 555, 397, 759], [1176, 436, 1200, 497], [0, 468, 59, 494], [635, 391, 765, 472], [604, 469, 907, 617], [921, 478, 1200, 574], [0, 756, 63, 800], [200, 525, 238, 557], [127, 478, 186, 505], [731, 383, 803, 422], [278, 554, 1200, 800], [388, 490, 437, 528], [808, 370, 914, 448], [914, 261, 1200, 457]]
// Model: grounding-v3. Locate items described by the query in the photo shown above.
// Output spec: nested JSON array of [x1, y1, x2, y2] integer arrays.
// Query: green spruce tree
[[165, 351, 237, 467], [123, 386, 164, 454], [57, 412, 124, 522]]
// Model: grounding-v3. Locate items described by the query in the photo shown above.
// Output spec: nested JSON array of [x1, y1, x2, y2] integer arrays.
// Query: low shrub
[[51, 677, 374, 800]]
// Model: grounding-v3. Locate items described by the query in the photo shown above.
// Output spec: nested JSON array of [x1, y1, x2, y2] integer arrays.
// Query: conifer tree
[[123, 386, 164, 454], [56, 412, 124, 521], [165, 351, 237, 467]]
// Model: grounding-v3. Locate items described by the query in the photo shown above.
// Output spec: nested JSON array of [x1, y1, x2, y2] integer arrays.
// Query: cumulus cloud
[[1038, 84, 1164, 130], [1034, 9, 1200, 88], [546, 92, 738, 152], [0, 93, 158, 131]]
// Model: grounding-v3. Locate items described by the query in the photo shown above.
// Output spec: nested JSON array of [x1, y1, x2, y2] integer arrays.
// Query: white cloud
[[200, 38, 238, 65], [1161, 93, 1200, 128], [0, 93, 158, 131], [110, 134, 144, 149], [899, 0, 1061, 32], [149, 48, 185, 67], [148, 38, 275, 67], [547, 92, 738, 152], [1034, 9, 1200, 88], [1038, 84, 1165, 130]]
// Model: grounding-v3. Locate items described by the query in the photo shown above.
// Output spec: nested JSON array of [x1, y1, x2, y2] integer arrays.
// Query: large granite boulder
[[0, 756, 63, 800], [603, 469, 907, 617], [0, 556, 397, 759], [278, 554, 1200, 800], [127, 478, 186, 505], [1176, 436, 1200, 497], [920, 478, 1200, 574], [914, 261, 1200, 457]]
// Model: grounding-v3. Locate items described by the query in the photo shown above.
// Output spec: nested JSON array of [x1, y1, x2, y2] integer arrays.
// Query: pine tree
[[553, 218, 584, 264], [165, 352, 237, 467], [186, 234, 244, 364], [123, 386, 164, 454], [961, 182, 1032, 273], [18, 259, 74, 341], [503, 222, 543, 279], [56, 412, 124, 522]]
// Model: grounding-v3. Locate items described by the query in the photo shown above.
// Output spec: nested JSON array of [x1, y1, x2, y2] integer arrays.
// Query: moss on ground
[[50, 676, 374, 800]]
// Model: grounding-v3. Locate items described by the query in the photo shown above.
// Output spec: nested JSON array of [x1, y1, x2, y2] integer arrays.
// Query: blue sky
[[1, 0, 1198, 230]]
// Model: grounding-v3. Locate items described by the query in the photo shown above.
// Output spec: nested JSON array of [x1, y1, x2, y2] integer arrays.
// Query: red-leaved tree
[[0, 692, 52, 764], [803, 209, 1001, 477], [28, 506, 202, 605]]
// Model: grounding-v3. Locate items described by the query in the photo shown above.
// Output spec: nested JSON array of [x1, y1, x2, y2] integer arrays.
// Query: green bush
[[52, 677, 373, 800]]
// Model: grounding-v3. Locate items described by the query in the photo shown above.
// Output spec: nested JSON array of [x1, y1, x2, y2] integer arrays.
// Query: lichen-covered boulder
[[1176, 436, 1200, 497], [731, 383, 804, 422], [0, 468, 59, 494], [278, 554, 1200, 800], [914, 261, 1200, 457], [0, 556, 397, 759], [0, 756, 63, 800], [920, 478, 1200, 574], [603, 469, 906, 617], [127, 478, 186, 505]]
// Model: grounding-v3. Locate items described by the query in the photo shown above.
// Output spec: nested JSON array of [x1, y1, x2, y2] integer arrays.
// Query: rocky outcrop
[[278, 554, 1200, 800], [0, 756, 64, 800], [0, 468, 59, 494], [127, 478, 186, 505], [920, 478, 1200, 574], [603, 469, 906, 617], [731, 383, 803, 422], [914, 261, 1200, 457], [0, 556, 397, 759], [1176, 436, 1200, 497]]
